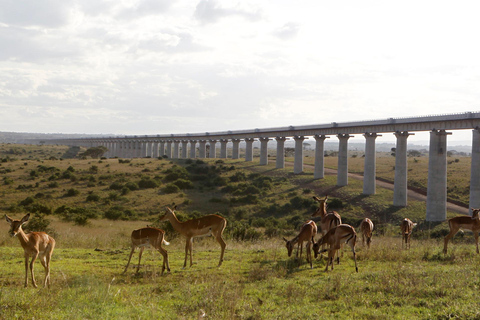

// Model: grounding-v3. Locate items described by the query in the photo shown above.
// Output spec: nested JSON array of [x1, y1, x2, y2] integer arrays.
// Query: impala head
[[312, 195, 328, 217], [283, 238, 295, 257], [5, 214, 30, 237], [160, 206, 176, 222], [312, 236, 326, 258], [471, 208, 480, 219]]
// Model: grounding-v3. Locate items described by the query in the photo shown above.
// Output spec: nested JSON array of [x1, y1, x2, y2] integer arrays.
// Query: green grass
[[1, 237, 480, 319]]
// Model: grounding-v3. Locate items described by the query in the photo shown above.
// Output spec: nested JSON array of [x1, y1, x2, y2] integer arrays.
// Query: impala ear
[[21, 214, 30, 224], [283, 237, 288, 243], [5, 215, 12, 223]]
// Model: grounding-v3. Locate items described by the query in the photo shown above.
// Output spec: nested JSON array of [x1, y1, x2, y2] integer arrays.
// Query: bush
[[138, 177, 159, 189], [174, 179, 194, 189], [23, 213, 53, 234], [64, 188, 80, 197], [162, 183, 180, 194], [125, 181, 139, 191], [86, 193, 100, 202], [109, 181, 124, 190], [47, 181, 59, 188]]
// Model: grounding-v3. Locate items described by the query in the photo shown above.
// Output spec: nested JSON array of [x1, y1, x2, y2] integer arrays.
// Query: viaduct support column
[[189, 140, 197, 158], [208, 140, 217, 158], [363, 133, 381, 195], [232, 139, 241, 159], [337, 134, 352, 186], [159, 141, 165, 157], [173, 141, 180, 159], [275, 137, 287, 169], [198, 140, 207, 158], [165, 141, 173, 158], [141, 141, 148, 158], [426, 129, 451, 221], [393, 131, 413, 206], [469, 128, 480, 212], [293, 136, 306, 174], [152, 141, 159, 158], [181, 141, 188, 159], [220, 139, 228, 158], [245, 138, 255, 162], [259, 137, 270, 165], [134, 141, 141, 158], [314, 135, 328, 179]]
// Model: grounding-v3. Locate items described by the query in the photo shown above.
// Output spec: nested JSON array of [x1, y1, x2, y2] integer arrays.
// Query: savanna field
[[0, 144, 478, 319]]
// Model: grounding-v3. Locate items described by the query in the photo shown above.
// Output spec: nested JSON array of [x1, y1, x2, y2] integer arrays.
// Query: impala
[[5, 214, 56, 288], [123, 227, 170, 275], [312, 224, 358, 273], [443, 208, 480, 254], [359, 218, 374, 248], [400, 218, 416, 249], [283, 220, 317, 268], [312, 195, 342, 236], [160, 206, 227, 267]]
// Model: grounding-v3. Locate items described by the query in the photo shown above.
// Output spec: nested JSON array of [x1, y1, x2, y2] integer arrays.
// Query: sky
[[0, 0, 479, 143]]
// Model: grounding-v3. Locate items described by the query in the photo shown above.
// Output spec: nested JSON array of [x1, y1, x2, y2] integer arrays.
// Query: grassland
[[0, 143, 478, 319]]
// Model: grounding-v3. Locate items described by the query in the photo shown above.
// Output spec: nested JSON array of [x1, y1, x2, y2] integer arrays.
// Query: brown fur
[[400, 218, 416, 249], [359, 218, 374, 248], [443, 208, 480, 254], [283, 220, 317, 268]]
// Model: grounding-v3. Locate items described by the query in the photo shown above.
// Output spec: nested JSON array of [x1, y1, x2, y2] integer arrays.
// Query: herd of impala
[[4, 195, 480, 288]]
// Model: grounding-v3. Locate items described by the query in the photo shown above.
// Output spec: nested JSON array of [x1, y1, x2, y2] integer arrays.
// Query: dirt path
[[281, 161, 468, 215]]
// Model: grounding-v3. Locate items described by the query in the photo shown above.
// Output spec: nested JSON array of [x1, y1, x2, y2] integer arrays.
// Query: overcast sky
[[0, 0, 479, 143]]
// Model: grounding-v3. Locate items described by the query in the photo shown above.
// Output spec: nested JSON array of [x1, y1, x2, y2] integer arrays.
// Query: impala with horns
[[400, 218, 417, 249], [312, 224, 358, 273], [123, 227, 170, 275], [283, 220, 317, 268], [359, 218, 374, 248], [5, 214, 56, 288], [160, 206, 227, 268], [312, 195, 342, 236], [443, 208, 480, 254]]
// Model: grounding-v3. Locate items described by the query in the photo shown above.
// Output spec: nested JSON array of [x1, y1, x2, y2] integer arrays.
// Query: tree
[[80, 146, 108, 159]]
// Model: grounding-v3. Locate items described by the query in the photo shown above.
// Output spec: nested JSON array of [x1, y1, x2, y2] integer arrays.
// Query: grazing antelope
[[443, 208, 480, 254], [5, 214, 56, 288], [312, 196, 342, 236], [123, 227, 170, 275], [400, 218, 416, 249], [312, 224, 358, 272], [359, 218, 374, 248], [160, 206, 227, 268], [283, 220, 317, 268]]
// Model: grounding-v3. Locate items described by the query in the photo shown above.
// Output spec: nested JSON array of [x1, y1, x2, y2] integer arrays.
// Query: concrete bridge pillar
[[208, 140, 217, 158], [426, 129, 451, 221], [220, 139, 228, 158], [141, 141, 148, 158], [275, 137, 287, 169], [181, 140, 188, 159], [245, 138, 255, 162], [314, 135, 328, 179], [159, 141, 165, 157], [469, 128, 480, 212], [165, 141, 173, 158], [259, 137, 270, 165], [152, 141, 159, 158], [189, 140, 197, 158], [337, 134, 352, 186], [173, 141, 180, 159], [232, 139, 241, 159], [393, 131, 413, 206], [198, 140, 207, 158], [363, 133, 381, 195], [294, 136, 306, 174]]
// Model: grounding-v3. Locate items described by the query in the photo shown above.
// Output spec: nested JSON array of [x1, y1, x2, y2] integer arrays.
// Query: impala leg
[[158, 247, 169, 275], [39, 255, 48, 288], [123, 246, 136, 274], [216, 236, 226, 267], [30, 252, 39, 288], [475, 232, 479, 254], [183, 239, 190, 268], [44, 244, 54, 288], [136, 247, 144, 273], [24, 255, 29, 288], [306, 242, 312, 269]]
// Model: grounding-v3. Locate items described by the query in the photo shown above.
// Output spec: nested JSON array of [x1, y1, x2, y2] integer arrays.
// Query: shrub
[[47, 181, 59, 188], [174, 179, 194, 189], [109, 181, 124, 190], [138, 177, 159, 189], [86, 193, 100, 202], [23, 213, 53, 234], [64, 188, 80, 197], [125, 181, 139, 191], [162, 183, 180, 194]]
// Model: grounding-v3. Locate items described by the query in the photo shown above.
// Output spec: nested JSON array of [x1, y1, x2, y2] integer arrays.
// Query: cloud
[[194, 0, 262, 24], [272, 22, 300, 40], [0, 0, 74, 28]]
